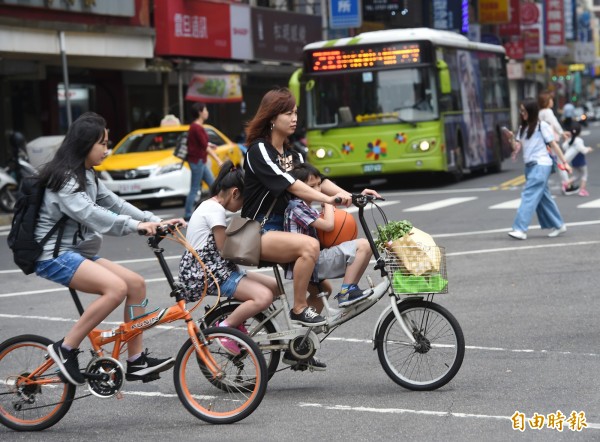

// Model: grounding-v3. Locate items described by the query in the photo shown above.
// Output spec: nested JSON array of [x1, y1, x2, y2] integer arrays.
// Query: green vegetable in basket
[[374, 220, 413, 250]]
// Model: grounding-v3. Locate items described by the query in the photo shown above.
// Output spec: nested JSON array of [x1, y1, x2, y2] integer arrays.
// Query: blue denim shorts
[[255, 214, 284, 234], [35, 251, 100, 287], [220, 270, 247, 297]]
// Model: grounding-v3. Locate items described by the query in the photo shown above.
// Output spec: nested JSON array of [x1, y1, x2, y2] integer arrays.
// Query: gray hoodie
[[35, 169, 160, 261]]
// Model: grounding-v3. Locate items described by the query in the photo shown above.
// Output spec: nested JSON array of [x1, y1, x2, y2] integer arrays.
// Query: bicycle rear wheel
[[174, 327, 267, 424], [376, 299, 464, 391], [0, 335, 76, 431], [204, 302, 281, 379]]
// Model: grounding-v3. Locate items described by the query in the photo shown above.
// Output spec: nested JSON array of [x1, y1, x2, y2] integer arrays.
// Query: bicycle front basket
[[386, 246, 448, 294]]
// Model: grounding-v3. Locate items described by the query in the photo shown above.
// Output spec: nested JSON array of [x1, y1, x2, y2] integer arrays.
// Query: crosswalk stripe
[[578, 199, 600, 208], [403, 197, 477, 212], [489, 198, 521, 209]]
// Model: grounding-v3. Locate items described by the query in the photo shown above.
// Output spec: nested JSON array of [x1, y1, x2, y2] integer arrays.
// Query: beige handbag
[[221, 199, 276, 266]]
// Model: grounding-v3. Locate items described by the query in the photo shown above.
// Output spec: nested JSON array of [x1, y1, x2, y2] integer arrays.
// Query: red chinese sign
[[504, 39, 524, 60], [498, 0, 520, 36], [154, 0, 232, 59], [545, 0, 564, 46]]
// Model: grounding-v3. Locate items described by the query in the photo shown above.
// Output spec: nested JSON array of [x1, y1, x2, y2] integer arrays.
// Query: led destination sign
[[307, 43, 421, 72]]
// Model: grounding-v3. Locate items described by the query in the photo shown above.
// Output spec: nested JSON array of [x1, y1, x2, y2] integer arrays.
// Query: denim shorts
[[255, 214, 285, 234], [35, 251, 100, 287], [220, 270, 247, 297]]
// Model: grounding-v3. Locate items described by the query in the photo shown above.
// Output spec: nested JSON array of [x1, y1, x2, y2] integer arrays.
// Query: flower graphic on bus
[[366, 139, 387, 160], [341, 141, 354, 154], [395, 133, 407, 144]]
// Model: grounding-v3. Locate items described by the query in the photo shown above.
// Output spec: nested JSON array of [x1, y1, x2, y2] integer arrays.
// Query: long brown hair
[[245, 88, 296, 148], [518, 98, 539, 139]]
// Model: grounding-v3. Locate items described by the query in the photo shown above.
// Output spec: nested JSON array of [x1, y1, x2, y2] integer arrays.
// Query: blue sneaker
[[336, 285, 372, 308]]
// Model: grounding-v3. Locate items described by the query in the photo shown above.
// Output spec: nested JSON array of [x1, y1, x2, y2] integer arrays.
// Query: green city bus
[[290, 28, 511, 180]]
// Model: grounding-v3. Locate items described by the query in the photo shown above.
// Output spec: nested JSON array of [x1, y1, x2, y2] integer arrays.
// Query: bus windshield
[[307, 66, 438, 129]]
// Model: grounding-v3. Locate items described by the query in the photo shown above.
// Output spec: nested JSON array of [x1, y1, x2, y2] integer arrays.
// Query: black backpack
[[7, 177, 68, 275], [173, 131, 189, 161]]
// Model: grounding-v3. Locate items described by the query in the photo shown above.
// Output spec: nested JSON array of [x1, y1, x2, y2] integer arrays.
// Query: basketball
[[316, 209, 358, 248]]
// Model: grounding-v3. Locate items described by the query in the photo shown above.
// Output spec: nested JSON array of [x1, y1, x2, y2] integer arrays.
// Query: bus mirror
[[437, 60, 451, 95], [290, 68, 302, 106]]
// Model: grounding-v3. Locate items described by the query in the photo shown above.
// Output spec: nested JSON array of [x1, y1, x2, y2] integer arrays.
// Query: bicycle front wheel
[[376, 299, 465, 391], [0, 335, 76, 431], [174, 327, 267, 424]]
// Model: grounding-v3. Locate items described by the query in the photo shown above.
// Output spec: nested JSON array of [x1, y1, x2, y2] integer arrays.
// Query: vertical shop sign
[[563, 0, 575, 40], [521, 2, 543, 59], [545, 0, 564, 46], [478, 0, 509, 24], [498, 0, 520, 36], [433, 0, 462, 31]]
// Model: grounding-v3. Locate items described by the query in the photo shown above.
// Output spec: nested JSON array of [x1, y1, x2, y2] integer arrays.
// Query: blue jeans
[[184, 159, 214, 219], [512, 163, 564, 232]]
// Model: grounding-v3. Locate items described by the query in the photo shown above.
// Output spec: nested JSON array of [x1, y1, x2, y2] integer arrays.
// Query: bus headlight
[[315, 148, 326, 159], [419, 141, 430, 151]]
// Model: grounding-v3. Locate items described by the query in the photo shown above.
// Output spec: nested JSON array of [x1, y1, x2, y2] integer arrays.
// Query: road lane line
[[298, 403, 600, 429], [0, 312, 598, 359], [489, 198, 521, 209], [403, 197, 478, 212]]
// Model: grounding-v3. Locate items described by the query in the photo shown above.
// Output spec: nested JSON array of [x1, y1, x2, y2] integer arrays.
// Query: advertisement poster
[[185, 74, 243, 103]]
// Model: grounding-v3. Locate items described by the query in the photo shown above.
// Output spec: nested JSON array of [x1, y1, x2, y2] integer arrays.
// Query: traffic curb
[[0, 213, 13, 227]]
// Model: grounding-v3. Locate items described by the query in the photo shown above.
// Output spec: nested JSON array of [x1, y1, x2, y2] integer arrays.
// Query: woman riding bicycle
[[35, 112, 185, 386], [241, 88, 380, 352]]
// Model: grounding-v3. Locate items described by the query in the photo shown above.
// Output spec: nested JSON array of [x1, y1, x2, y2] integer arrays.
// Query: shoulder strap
[[40, 215, 69, 259]]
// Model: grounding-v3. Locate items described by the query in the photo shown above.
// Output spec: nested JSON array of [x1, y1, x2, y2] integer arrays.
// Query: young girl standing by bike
[[37, 112, 185, 386], [179, 160, 278, 354]]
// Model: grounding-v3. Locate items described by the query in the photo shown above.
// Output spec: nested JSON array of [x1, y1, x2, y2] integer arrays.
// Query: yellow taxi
[[95, 124, 242, 204]]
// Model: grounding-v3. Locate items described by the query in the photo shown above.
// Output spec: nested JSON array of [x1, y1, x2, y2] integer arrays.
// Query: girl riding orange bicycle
[[34, 112, 185, 386]]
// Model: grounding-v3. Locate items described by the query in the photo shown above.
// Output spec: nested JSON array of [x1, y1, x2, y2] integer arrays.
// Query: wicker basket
[[385, 246, 448, 294]]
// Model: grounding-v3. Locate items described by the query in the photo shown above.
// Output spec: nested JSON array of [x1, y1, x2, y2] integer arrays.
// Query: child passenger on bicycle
[[178, 160, 279, 354], [36, 112, 185, 386], [284, 163, 373, 308]]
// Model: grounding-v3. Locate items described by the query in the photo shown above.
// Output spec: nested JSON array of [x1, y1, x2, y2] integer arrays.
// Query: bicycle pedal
[[126, 372, 161, 383], [141, 373, 161, 383]]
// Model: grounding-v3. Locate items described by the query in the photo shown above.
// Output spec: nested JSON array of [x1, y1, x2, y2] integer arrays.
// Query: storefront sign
[[432, 0, 463, 31], [504, 38, 524, 60], [545, 0, 564, 46], [329, 0, 362, 29], [1, 0, 134, 16], [251, 8, 321, 62], [498, 0, 520, 36], [521, 2, 543, 59], [478, 0, 509, 24], [155, 0, 234, 59], [185, 74, 243, 103]]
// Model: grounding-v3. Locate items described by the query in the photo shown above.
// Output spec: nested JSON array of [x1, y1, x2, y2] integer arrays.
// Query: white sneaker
[[508, 230, 527, 240], [548, 225, 567, 237]]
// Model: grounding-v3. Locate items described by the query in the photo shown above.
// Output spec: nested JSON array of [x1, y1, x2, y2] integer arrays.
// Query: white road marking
[[578, 198, 600, 208], [489, 198, 521, 209], [403, 197, 478, 212], [298, 403, 600, 429]]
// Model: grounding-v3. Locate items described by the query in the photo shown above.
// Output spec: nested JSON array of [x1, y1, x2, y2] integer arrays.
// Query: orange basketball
[[316, 209, 358, 248]]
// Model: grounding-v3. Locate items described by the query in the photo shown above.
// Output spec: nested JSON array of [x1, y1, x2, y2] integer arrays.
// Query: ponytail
[[210, 160, 244, 196]]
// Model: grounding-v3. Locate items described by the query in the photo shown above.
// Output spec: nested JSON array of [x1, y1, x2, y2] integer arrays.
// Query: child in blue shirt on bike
[[284, 163, 372, 308]]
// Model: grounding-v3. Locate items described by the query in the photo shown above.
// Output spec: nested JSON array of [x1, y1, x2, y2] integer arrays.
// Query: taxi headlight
[[157, 162, 183, 175]]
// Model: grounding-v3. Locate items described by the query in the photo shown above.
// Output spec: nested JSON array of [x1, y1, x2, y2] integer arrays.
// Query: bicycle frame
[[223, 195, 420, 350]]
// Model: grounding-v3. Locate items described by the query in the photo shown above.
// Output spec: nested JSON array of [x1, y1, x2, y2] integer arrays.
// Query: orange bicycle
[[0, 225, 267, 431]]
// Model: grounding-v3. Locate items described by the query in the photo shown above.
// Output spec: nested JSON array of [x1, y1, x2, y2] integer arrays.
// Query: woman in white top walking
[[505, 98, 572, 240]]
